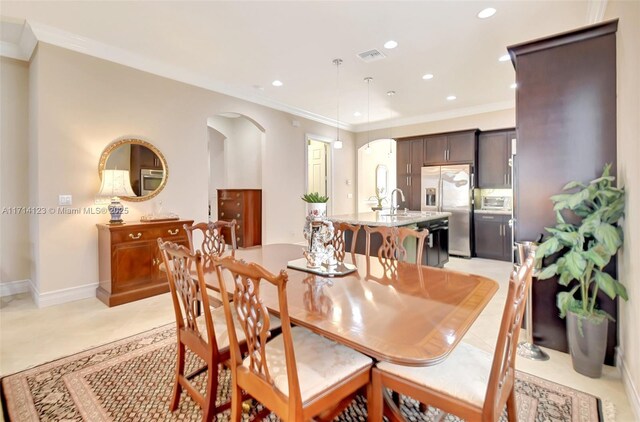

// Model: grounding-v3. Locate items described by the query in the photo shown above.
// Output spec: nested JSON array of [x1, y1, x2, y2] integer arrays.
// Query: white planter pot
[[306, 203, 327, 220]]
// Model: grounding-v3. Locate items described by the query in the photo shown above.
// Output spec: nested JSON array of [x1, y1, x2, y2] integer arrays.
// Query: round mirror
[[98, 138, 168, 202]]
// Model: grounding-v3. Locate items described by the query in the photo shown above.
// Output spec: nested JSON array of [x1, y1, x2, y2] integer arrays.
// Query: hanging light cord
[[365, 77, 373, 149], [333, 58, 342, 143]]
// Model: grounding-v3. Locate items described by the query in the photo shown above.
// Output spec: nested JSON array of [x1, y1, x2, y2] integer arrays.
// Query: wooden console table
[[96, 219, 193, 306]]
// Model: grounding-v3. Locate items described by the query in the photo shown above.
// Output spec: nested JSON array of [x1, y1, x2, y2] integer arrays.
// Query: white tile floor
[[0, 256, 635, 421]]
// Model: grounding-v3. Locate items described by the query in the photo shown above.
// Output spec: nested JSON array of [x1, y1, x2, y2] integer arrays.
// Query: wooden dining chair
[[213, 256, 373, 421], [184, 220, 237, 268], [158, 239, 248, 421], [364, 225, 429, 267], [369, 252, 536, 422], [328, 222, 361, 262]]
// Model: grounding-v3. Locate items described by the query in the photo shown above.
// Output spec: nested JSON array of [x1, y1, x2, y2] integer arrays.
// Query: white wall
[[357, 139, 396, 213], [224, 117, 263, 189], [605, 1, 640, 418], [13, 42, 356, 302], [207, 126, 226, 219], [0, 58, 30, 286]]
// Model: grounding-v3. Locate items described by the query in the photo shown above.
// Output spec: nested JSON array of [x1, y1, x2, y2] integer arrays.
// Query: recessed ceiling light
[[499, 54, 511, 62], [422, 73, 434, 80], [447, 95, 457, 101], [384, 40, 398, 49], [510, 83, 518, 89], [477, 7, 497, 19], [272, 80, 283, 87], [353, 111, 362, 117]]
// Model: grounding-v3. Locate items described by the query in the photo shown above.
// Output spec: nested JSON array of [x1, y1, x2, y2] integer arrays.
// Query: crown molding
[[7, 20, 517, 134], [0, 20, 37, 61], [24, 21, 354, 131], [351, 100, 515, 133], [586, 0, 608, 24]]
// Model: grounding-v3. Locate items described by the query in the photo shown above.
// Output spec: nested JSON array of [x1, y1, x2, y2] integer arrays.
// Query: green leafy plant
[[369, 187, 388, 208], [301, 192, 329, 203], [536, 164, 627, 322]]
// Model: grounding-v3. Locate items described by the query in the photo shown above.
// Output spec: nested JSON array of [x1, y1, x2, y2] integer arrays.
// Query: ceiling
[[0, 1, 599, 131]]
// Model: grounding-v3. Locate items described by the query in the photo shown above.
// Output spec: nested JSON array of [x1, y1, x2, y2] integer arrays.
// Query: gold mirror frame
[[98, 138, 168, 202]]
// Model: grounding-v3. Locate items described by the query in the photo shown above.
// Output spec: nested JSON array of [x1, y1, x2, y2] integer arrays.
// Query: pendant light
[[386, 90, 395, 158], [333, 58, 343, 149], [364, 77, 373, 155]]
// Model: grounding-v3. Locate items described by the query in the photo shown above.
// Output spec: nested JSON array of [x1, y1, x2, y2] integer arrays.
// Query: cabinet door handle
[[409, 163, 412, 173], [236, 202, 240, 206], [406, 164, 409, 173], [428, 233, 434, 248], [152, 258, 158, 266], [221, 201, 224, 206], [444, 149, 447, 161], [221, 212, 225, 217], [129, 232, 142, 240], [236, 213, 240, 218], [167, 229, 179, 235]]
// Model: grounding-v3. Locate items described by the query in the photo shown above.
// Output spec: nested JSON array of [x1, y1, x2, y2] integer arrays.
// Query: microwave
[[140, 169, 164, 195], [481, 196, 510, 210]]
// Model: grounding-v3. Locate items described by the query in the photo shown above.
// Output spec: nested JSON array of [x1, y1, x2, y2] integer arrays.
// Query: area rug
[[1, 324, 612, 421]]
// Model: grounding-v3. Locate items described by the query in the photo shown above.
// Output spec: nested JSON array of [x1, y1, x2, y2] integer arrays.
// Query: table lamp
[[98, 169, 136, 224]]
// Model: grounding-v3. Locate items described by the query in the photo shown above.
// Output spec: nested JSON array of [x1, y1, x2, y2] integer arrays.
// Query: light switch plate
[[58, 195, 72, 206], [347, 193, 353, 199]]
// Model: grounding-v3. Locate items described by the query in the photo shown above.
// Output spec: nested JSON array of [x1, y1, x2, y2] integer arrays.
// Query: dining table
[[204, 243, 499, 367]]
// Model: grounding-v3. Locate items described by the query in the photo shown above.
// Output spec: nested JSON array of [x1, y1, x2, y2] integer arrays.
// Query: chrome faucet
[[390, 188, 405, 215]]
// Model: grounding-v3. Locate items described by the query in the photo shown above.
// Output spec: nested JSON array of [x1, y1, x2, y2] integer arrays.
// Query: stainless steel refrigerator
[[421, 165, 473, 257]]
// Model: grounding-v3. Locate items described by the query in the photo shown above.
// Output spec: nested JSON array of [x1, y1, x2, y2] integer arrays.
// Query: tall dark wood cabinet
[[395, 137, 424, 210], [508, 20, 618, 363], [97, 220, 193, 307], [217, 189, 262, 247]]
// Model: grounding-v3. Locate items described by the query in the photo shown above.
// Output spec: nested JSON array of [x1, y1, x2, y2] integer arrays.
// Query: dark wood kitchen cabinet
[[396, 137, 424, 210], [423, 129, 477, 165], [474, 213, 512, 262], [478, 129, 515, 188], [97, 220, 193, 307], [217, 189, 262, 247]]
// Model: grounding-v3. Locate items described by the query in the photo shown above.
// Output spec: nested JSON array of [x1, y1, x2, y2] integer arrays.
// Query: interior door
[[308, 140, 327, 196]]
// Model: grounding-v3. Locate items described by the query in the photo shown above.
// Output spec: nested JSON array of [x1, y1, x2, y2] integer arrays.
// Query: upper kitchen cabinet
[[423, 130, 478, 165], [478, 129, 515, 188], [396, 137, 424, 210]]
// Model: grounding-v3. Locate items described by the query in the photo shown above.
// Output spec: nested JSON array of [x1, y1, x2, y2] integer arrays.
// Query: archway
[[357, 138, 397, 213], [207, 113, 266, 221]]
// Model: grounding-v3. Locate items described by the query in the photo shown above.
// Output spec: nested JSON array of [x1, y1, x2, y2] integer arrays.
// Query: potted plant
[[301, 192, 329, 220], [369, 187, 387, 211], [536, 164, 627, 378]]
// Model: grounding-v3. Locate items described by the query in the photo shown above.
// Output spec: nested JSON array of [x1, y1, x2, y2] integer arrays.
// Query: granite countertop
[[474, 209, 512, 216], [328, 211, 451, 227]]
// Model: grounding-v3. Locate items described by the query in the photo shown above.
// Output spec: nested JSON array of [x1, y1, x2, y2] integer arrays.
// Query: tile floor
[[0, 256, 635, 421]]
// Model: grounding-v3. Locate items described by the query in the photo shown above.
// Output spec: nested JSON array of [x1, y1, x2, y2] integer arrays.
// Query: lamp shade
[[98, 169, 136, 197]]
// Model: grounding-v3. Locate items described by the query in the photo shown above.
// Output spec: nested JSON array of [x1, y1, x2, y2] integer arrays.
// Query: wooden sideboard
[[217, 189, 262, 248], [96, 220, 193, 306]]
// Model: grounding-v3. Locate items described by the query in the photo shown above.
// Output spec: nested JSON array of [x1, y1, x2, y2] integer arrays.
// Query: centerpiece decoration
[[535, 164, 627, 378], [288, 193, 356, 277], [301, 192, 336, 269]]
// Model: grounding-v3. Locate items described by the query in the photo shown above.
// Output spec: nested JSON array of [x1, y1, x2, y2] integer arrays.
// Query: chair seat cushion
[[244, 326, 372, 403], [376, 342, 491, 407], [197, 306, 281, 350]]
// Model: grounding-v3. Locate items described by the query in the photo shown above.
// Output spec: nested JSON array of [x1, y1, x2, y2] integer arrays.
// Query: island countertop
[[328, 211, 451, 227]]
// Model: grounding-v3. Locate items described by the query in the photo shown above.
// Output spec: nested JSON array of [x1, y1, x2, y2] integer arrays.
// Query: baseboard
[[33, 282, 99, 308], [0, 279, 31, 297], [617, 347, 640, 420]]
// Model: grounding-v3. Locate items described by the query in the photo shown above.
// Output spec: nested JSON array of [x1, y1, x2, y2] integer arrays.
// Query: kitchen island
[[328, 211, 450, 267]]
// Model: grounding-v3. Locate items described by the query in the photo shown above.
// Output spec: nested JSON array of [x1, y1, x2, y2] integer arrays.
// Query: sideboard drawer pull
[[167, 229, 179, 235], [221, 212, 225, 217], [236, 213, 240, 218], [129, 232, 142, 240]]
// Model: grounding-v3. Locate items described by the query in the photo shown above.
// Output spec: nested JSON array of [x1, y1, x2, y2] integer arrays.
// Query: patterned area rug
[[1, 324, 610, 421]]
